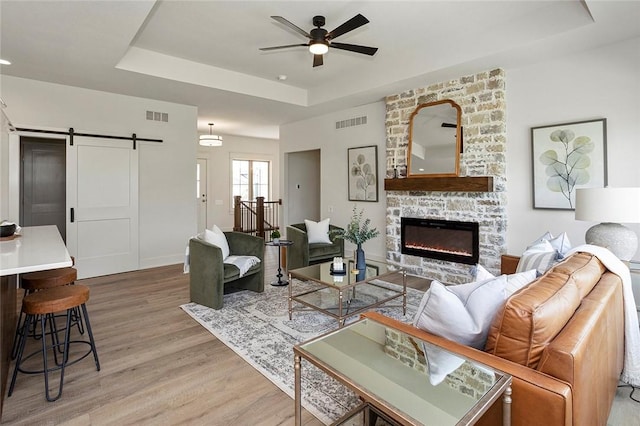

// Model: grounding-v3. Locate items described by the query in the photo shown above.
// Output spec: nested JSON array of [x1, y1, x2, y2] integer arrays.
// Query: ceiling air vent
[[146, 110, 169, 122], [336, 115, 367, 130]]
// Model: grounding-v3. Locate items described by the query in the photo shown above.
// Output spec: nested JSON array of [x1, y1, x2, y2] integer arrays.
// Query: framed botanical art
[[348, 145, 378, 202], [531, 118, 607, 210]]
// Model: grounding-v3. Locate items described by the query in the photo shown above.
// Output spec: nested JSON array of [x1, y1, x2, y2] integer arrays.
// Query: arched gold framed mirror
[[408, 99, 462, 177]]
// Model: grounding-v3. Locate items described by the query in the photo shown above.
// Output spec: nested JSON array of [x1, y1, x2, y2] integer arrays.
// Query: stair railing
[[233, 196, 282, 240]]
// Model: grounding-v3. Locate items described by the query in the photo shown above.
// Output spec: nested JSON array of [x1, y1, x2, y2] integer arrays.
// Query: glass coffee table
[[293, 314, 512, 425], [288, 259, 406, 327]]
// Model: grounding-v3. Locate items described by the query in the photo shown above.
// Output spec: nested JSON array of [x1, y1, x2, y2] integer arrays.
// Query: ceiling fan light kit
[[260, 13, 378, 67], [309, 41, 329, 55], [200, 123, 223, 147]]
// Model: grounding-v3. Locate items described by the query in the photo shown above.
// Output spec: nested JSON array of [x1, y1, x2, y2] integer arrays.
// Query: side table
[[266, 240, 293, 286], [294, 313, 512, 425]]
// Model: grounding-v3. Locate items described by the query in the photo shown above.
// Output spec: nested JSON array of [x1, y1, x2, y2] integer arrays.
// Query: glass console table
[[293, 315, 512, 426]]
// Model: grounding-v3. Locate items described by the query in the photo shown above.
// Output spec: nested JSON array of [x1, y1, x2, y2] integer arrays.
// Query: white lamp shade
[[575, 187, 640, 223]]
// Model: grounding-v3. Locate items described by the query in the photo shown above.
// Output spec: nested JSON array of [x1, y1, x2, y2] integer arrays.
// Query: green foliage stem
[[330, 206, 380, 245]]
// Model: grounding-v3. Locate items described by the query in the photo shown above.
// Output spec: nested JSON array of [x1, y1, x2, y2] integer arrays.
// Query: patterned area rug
[[180, 279, 424, 424]]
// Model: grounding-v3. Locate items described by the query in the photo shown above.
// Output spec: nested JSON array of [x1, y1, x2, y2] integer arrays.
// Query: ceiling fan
[[259, 14, 378, 67]]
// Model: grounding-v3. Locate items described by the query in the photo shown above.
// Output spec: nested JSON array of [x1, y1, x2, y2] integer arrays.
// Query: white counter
[[0, 225, 72, 276]]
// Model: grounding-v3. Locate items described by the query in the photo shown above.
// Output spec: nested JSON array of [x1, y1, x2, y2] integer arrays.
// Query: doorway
[[286, 149, 320, 224], [196, 158, 208, 233], [20, 137, 67, 241]]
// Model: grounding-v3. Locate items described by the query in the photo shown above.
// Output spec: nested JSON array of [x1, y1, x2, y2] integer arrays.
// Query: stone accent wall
[[383, 328, 494, 399], [385, 69, 507, 283]]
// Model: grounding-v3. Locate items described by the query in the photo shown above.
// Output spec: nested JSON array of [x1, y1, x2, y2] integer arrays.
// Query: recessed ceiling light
[[277, 75, 287, 81], [0, 59, 11, 65]]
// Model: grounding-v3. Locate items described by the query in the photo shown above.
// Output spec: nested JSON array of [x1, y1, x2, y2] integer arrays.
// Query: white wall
[[506, 36, 640, 260], [0, 75, 198, 269], [197, 134, 280, 231], [279, 102, 387, 260]]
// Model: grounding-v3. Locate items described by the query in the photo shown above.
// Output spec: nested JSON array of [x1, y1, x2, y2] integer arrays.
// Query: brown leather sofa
[[367, 251, 624, 426]]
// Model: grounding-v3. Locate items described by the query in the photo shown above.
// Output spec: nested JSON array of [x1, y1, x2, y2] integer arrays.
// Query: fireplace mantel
[[384, 176, 493, 192]]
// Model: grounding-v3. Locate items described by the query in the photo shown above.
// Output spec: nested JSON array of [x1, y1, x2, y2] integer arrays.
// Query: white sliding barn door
[[67, 137, 139, 279]]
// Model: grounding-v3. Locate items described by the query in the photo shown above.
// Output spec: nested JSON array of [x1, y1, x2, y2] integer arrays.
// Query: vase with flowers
[[331, 206, 379, 274]]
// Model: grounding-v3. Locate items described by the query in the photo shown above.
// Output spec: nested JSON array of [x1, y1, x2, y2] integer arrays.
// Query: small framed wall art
[[531, 118, 607, 210], [348, 145, 378, 202]]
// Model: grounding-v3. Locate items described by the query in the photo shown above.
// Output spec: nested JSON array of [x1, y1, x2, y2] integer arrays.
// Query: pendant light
[[199, 123, 223, 147]]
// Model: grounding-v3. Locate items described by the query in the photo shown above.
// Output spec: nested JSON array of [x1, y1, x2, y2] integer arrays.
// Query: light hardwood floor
[[2, 249, 330, 425], [1, 250, 635, 425]]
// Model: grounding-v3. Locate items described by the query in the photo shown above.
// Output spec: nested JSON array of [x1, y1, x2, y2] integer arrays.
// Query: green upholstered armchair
[[286, 223, 344, 270], [189, 232, 264, 310]]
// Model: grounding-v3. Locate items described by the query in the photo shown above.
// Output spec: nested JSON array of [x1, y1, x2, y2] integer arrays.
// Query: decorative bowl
[[0, 223, 16, 237]]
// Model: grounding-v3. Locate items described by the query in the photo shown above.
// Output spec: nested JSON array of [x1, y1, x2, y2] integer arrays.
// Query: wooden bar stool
[[12, 267, 80, 359], [21, 267, 77, 291], [9, 285, 100, 402]]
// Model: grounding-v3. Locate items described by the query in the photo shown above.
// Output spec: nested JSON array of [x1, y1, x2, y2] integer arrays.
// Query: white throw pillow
[[304, 219, 331, 244], [531, 231, 554, 246], [413, 270, 536, 385], [472, 264, 495, 282], [529, 231, 572, 259], [516, 240, 557, 275], [504, 269, 537, 294], [444, 276, 495, 304], [200, 225, 230, 259], [413, 278, 506, 350], [414, 270, 537, 349], [549, 232, 572, 258]]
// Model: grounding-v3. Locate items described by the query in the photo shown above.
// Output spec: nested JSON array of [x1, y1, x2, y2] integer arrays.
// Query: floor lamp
[[575, 187, 640, 261]]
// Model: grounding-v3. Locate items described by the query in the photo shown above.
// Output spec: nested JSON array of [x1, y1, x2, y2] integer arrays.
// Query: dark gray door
[[20, 137, 66, 241]]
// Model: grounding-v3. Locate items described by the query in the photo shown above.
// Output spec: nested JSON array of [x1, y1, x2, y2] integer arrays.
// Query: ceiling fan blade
[[313, 54, 323, 67], [326, 14, 369, 40], [259, 44, 307, 51], [271, 16, 311, 39], [330, 42, 378, 56]]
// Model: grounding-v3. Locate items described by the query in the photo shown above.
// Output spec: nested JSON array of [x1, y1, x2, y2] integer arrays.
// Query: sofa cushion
[[222, 262, 261, 282], [308, 242, 342, 261], [485, 269, 582, 368], [551, 252, 605, 299]]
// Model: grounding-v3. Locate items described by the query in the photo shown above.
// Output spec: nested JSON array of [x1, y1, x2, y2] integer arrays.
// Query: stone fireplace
[[385, 69, 507, 283]]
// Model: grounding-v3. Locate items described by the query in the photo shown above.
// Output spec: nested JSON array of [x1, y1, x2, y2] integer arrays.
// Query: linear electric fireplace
[[401, 217, 479, 265]]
